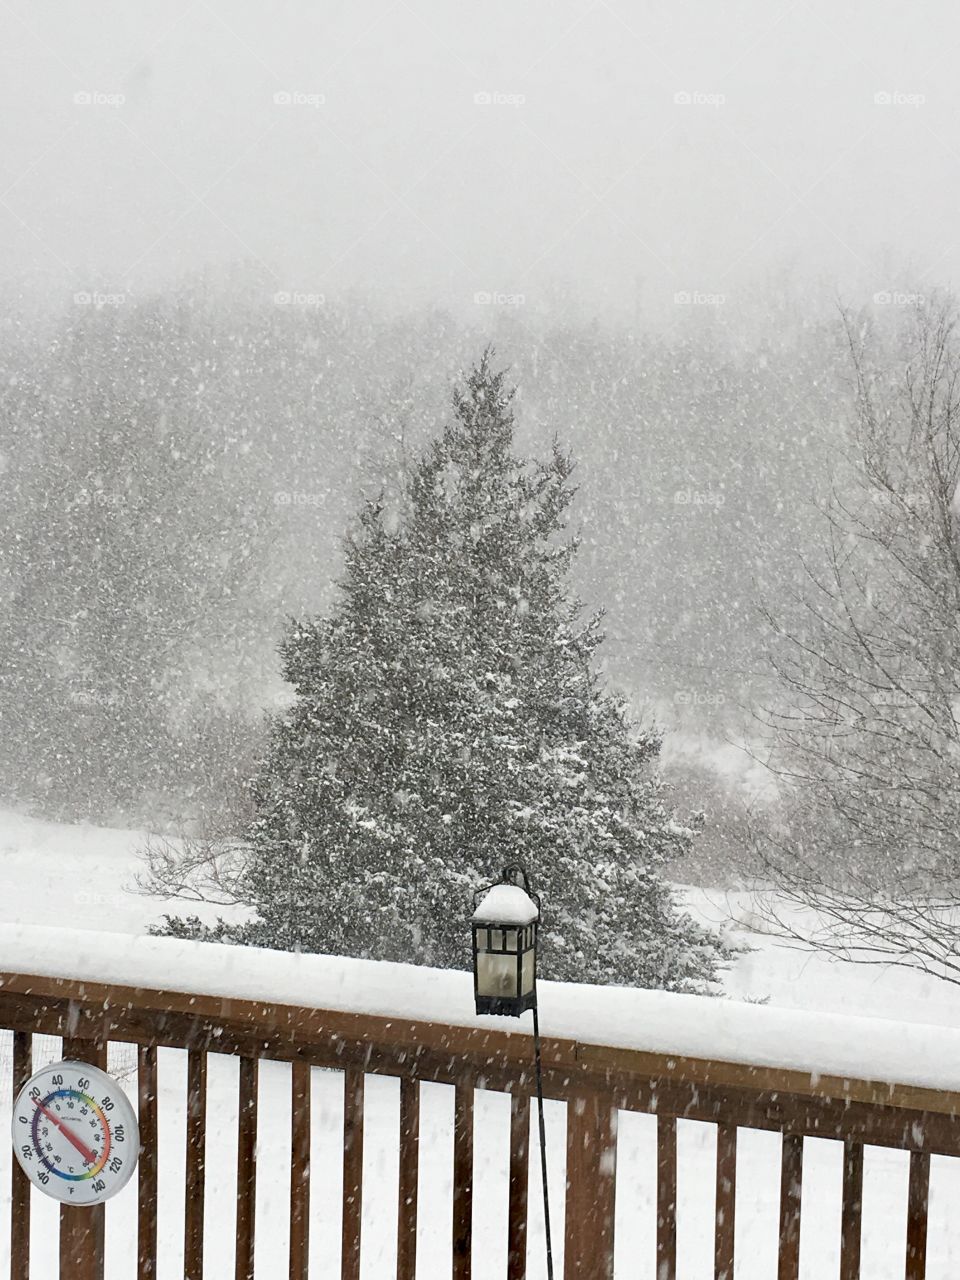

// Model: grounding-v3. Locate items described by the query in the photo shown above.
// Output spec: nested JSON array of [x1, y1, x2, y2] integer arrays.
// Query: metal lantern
[[471, 863, 555, 1279], [472, 865, 540, 1017]]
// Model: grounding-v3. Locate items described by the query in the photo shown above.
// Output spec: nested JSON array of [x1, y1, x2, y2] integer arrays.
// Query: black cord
[[532, 1004, 555, 1280]]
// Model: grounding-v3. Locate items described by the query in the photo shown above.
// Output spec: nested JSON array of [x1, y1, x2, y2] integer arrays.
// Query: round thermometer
[[12, 1060, 139, 1204]]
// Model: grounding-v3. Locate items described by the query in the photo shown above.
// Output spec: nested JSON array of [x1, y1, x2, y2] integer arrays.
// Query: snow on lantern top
[[472, 882, 540, 926]]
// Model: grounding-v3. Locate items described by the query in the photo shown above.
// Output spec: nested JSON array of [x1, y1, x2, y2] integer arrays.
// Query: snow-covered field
[[2, 808, 960, 1277]]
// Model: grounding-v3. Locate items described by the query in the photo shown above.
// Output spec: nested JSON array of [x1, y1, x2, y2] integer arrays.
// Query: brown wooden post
[[236, 1057, 258, 1280], [777, 1134, 803, 1280], [452, 1083, 474, 1280], [11, 1030, 32, 1280], [397, 1077, 420, 1279], [60, 1035, 107, 1280], [137, 1045, 159, 1280], [290, 1062, 311, 1280], [905, 1150, 930, 1280], [507, 1093, 530, 1280], [342, 1069, 364, 1280], [656, 1115, 677, 1280], [184, 1050, 208, 1280], [839, 1141, 862, 1280], [714, 1123, 736, 1280], [564, 1091, 617, 1280]]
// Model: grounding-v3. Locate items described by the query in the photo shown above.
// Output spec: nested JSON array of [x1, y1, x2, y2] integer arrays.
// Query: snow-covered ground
[[1, 808, 959, 1277]]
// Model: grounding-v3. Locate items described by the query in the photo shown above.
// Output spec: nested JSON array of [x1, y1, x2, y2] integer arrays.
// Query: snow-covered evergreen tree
[[168, 354, 725, 990]]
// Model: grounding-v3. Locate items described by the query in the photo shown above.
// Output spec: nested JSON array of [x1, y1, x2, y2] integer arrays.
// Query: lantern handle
[[501, 863, 531, 894]]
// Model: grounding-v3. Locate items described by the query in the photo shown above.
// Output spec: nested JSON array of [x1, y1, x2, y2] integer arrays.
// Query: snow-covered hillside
[[0, 809, 243, 937], [5, 806, 960, 1028]]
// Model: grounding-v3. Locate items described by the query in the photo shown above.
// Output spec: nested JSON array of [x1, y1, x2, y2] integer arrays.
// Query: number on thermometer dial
[[12, 1059, 139, 1204]]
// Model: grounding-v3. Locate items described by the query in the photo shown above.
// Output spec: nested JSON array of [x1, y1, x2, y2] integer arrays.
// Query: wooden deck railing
[[2, 966, 958, 1278]]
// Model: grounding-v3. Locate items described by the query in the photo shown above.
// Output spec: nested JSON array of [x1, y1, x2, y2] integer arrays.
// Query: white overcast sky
[[1, 0, 958, 319]]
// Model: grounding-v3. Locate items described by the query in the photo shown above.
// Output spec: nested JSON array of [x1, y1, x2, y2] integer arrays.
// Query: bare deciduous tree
[[756, 295, 960, 983]]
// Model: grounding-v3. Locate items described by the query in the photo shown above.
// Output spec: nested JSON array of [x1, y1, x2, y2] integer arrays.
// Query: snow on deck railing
[[2, 922, 960, 1094]]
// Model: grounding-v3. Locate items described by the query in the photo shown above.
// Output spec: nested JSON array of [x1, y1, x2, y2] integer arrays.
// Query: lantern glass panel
[[477, 950, 520, 998], [521, 947, 535, 997], [489, 928, 503, 950], [503, 928, 518, 951]]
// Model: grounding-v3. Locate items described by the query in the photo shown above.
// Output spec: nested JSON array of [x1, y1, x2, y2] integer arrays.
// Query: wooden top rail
[[4, 967, 960, 1157]]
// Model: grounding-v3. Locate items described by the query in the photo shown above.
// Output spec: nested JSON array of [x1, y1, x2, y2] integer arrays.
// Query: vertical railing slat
[[906, 1150, 930, 1280], [60, 1035, 107, 1280], [11, 1030, 32, 1280], [236, 1057, 258, 1280], [397, 1077, 420, 1280], [714, 1123, 736, 1280], [565, 1092, 617, 1279], [777, 1134, 803, 1280], [138, 1045, 159, 1280], [342, 1069, 364, 1280], [656, 1114, 677, 1280], [839, 1141, 863, 1280], [290, 1062, 311, 1280], [453, 1083, 474, 1280], [185, 1049, 208, 1280], [506, 1092, 530, 1280]]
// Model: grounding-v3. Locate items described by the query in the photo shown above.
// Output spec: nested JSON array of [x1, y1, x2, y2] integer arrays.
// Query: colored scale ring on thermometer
[[31, 1086, 112, 1182]]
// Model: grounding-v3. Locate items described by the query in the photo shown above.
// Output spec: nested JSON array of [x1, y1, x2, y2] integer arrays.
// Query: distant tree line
[[0, 281, 843, 831]]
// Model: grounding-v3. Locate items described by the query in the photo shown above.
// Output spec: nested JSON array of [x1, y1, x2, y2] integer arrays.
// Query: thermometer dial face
[[12, 1059, 139, 1204]]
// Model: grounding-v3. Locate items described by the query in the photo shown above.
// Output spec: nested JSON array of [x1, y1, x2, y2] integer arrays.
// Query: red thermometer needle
[[33, 1098, 98, 1166]]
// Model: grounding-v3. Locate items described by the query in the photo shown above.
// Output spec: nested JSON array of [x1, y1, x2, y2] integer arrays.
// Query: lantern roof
[[472, 883, 539, 926]]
